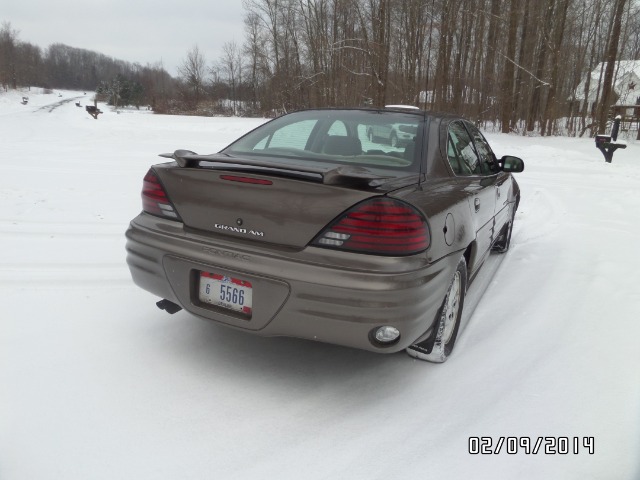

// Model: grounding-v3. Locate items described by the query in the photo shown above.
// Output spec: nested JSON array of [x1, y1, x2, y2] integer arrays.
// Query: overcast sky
[[3, 0, 247, 77]]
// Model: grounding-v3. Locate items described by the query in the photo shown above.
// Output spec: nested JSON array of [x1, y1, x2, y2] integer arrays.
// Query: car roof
[[287, 106, 464, 122]]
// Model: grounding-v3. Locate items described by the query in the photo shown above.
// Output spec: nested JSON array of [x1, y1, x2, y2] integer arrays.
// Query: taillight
[[312, 197, 430, 255], [141, 169, 181, 221]]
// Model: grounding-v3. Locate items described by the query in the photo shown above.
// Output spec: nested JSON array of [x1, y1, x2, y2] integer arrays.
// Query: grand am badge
[[214, 223, 264, 237]]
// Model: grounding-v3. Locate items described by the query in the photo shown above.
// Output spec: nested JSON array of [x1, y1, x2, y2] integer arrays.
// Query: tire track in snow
[[1, 217, 130, 285], [0, 264, 131, 285], [510, 186, 563, 247], [34, 96, 83, 113], [0, 220, 125, 238]]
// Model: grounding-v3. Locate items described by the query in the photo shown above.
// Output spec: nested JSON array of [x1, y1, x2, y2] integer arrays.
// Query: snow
[[1, 89, 639, 479]]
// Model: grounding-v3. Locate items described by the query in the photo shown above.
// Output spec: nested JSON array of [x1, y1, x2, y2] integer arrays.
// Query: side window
[[465, 123, 498, 175], [255, 119, 318, 150], [327, 120, 348, 136], [448, 122, 477, 175], [447, 136, 462, 174]]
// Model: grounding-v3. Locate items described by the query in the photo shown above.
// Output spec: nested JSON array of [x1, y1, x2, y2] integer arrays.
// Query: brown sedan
[[125, 107, 524, 362]]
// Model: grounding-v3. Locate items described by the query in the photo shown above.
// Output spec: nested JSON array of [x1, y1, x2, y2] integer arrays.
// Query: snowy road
[[1, 90, 639, 479]]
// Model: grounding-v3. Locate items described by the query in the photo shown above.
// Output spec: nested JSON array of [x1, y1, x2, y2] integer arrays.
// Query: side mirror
[[500, 155, 524, 173]]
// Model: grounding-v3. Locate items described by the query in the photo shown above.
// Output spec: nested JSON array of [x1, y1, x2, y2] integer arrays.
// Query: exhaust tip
[[156, 299, 182, 314]]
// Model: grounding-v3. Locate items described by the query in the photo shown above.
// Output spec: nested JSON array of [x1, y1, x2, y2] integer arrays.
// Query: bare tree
[[219, 41, 244, 114], [354, 0, 391, 107], [0, 22, 19, 90], [243, 11, 267, 111], [3, 0, 640, 135], [596, 0, 629, 134], [540, 0, 570, 136], [500, 0, 519, 133], [178, 45, 207, 105]]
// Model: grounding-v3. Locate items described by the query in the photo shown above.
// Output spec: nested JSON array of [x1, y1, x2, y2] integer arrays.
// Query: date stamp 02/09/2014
[[469, 437, 595, 455]]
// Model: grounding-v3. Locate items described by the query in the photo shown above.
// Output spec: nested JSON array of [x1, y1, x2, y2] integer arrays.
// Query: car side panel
[[495, 172, 515, 229], [412, 117, 500, 276], [390, 180, 480, 265], [427, 117, 526, 278], [470, 177, 497, 266]]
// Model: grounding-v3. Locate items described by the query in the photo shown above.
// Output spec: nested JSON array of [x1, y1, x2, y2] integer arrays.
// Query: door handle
[[474, 197, 480, 212]]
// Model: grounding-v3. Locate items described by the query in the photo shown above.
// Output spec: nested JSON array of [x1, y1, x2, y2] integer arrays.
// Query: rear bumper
[[125, 213, 460, 353]]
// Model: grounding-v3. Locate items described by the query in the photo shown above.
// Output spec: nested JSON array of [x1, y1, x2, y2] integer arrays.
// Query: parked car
[[366, 122, 417, 147], [126, 107, 524, 362]]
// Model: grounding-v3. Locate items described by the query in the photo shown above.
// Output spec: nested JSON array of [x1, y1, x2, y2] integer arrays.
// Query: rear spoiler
[[159, 149, 394, 187]]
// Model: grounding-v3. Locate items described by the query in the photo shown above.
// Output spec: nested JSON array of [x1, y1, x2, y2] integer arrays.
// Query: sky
[[3, 0, 247, 77]]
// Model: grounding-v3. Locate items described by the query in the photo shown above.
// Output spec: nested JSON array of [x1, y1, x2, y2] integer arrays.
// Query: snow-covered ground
[[1, 89, 639, 479]]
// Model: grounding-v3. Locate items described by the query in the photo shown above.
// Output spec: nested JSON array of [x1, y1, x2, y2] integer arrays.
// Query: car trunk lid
[[154, 154, 419, 249]]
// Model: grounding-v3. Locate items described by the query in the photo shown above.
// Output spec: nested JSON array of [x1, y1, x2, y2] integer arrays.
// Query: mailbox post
[[595, 115, 626, 163]]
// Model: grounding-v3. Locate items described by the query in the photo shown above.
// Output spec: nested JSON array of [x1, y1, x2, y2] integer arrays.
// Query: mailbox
[[595, 117, 626, 163]]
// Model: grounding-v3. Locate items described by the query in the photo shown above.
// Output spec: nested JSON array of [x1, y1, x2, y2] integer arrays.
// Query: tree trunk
[[500, 0, 518, 133], [596, 0, 628, 134], [480, 0, 500, 122], [526, 0, 556, 132], [541, 0, 570, 136]]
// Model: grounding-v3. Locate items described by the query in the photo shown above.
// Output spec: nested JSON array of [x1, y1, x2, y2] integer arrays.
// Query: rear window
[[223, 109, 423, 172]]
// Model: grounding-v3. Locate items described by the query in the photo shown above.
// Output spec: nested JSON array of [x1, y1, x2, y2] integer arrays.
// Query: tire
[[390, 132, 398, 147], [406, 257, 467, 363], [492, 208, 515, 253]]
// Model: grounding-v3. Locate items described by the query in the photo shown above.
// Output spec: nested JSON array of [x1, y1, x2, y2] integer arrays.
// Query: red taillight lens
[[141, 169, 181, 221], [312, 197, 430, 256]]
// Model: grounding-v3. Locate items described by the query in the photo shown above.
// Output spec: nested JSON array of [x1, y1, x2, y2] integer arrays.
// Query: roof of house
[[573, 60, 640, 104]]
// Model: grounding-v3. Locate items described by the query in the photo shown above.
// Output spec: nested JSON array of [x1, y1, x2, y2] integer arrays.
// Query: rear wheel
[[406, 257, 467, 363]]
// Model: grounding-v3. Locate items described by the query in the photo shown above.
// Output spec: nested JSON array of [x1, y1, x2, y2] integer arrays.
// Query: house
[[573, 60, 640, 115]]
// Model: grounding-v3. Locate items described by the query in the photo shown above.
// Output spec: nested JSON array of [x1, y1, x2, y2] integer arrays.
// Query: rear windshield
[[223, 109, 423, 172]]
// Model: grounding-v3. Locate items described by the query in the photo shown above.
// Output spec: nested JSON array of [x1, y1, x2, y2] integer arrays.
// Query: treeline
[[3, 0, 640, 137], [182, 0, 639, 135], [0, 21, 176, 111]]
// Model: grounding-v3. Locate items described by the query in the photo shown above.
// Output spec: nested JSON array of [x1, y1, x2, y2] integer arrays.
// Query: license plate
[[198, 271, 253, 316]]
